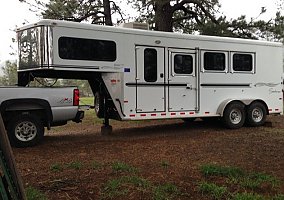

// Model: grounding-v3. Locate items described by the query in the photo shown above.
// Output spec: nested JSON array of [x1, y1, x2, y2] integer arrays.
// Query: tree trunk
[[154, 1, 173, 32], [103, 0, 113, 26]]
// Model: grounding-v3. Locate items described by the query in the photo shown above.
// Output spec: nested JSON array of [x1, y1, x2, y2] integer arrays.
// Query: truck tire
[[246, 102, 267, 127], [7, 114, 44, 147], [222, 102, 245, 129], [94, 92, 104, 118]]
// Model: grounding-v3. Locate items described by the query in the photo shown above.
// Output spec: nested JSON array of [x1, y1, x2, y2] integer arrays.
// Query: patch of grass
[[121, 176, 150, 189], [66, 161, 82, 170], [101, 173, 183, 200], [91, 160, 102, 170], [272, 194, 284, 200], [26, 186, 47, 200], [199, 164, 282, 200], [232, 192, 265, 200], [240, 177, 262, 190], [198, 182, 227, 199], [153, 183, 180, 200], [249, 173, 280, 188], [201, 164, 244, 178], [102, 178, 129, 199], [111, 161, 137, 173], [101, 176, 150, 199], [239, 172, 280, 190], [50, 163, 63, 172], [80, 97, 94, 106], [160, 160, 170, 169]]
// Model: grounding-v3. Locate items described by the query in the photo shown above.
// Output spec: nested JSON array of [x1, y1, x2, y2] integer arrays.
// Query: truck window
[[233, 53, 253, 71], [58, 37, 116, 61], [144, 48, 157, 82], [204, 52, 226, 71], [174, 55, 193, 74]]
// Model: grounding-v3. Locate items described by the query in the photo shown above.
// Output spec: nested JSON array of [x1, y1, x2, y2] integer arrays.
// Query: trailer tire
[[94, 92, 104, 118], [246, 102, 267, 127], [7, 114, 44, 147], [222, 102, 245, 129]]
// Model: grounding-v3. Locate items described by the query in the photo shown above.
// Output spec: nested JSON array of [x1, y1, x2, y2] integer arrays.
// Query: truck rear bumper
[[73, 111, 84, 123]]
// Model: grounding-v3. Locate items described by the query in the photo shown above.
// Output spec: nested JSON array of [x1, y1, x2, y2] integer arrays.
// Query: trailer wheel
[[7, 114, 44, 147], [222, 102, 245, 129], [94, 92, 104, 118], [246, 102, 267, 127]]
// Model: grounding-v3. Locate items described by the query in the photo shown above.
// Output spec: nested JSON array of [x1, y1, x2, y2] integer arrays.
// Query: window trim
[[230, 52, 255, 74], [171, 53, 195, 77], [144, 48, 158, 82], [201, 50, 229, 73], [58, 36, 117, 62]]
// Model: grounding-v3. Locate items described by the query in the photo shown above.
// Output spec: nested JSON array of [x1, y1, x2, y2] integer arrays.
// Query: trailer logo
[[269, 88, 281, 94]]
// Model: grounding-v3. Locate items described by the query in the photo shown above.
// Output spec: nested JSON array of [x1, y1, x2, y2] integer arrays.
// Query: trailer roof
[[17, 19, 283, 47]]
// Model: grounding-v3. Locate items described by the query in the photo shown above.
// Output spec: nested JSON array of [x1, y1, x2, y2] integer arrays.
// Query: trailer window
[[233, 53, 253, 71], [174, 55, 193, 74], [144, 48, 157, 82], [204, 52, 226, 71], [58, 37, 116, 61]]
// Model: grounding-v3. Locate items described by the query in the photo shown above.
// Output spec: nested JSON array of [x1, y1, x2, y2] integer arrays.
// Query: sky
[[0, 0, 280, 64]]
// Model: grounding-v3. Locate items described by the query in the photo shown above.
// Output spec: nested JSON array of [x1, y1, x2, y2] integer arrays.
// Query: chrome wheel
[[251, 107, 263, 123], [246, 102, 267, 127], [15, 121, 37, 142], [223, 102, 245, 129], [229, 108, 242, 124]]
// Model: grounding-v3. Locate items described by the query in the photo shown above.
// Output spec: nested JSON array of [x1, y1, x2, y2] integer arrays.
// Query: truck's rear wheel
[[7, 114, 44, 147], [94, 92, 105, 118], [246, 102, 267, 127], [222, 102, 245, 129]]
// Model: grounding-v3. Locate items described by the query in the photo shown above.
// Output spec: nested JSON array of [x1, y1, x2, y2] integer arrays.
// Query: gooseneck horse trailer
[[16, 20, 283, 131]]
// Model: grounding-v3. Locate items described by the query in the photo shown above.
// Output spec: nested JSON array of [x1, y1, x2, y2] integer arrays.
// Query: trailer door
[[168, 49, 198, 111], [135, 46, 165, 113]]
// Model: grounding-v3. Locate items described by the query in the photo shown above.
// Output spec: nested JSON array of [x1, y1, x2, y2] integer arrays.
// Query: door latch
[[186, 84, 192, 90]]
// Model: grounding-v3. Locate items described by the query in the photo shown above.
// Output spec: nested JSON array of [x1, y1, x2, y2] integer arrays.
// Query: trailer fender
[[217, 99, 257, 117]]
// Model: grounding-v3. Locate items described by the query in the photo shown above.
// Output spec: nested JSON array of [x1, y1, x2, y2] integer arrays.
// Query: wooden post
[[0, 115, 26, 200]]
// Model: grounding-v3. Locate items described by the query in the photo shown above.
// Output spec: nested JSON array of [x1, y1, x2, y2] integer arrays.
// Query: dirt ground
[[12, 115, 284, 199]]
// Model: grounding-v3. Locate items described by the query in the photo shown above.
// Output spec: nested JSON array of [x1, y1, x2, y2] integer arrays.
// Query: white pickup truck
[[0, 86, 84, 147]]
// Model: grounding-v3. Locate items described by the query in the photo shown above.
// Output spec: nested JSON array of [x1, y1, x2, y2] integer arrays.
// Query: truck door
[[135, 46, 165, 113], [168, 49, 198, 111]]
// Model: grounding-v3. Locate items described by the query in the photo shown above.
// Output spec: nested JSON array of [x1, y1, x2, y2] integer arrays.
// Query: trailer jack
[[101, 118, 112, 135], [101, 97, 112, 135]]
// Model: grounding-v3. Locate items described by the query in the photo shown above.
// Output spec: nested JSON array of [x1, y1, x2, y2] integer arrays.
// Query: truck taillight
[[73, 89, 80, 106]]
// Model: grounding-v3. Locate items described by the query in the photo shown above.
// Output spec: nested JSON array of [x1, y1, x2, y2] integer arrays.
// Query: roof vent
[[119, 22, 149, 30]]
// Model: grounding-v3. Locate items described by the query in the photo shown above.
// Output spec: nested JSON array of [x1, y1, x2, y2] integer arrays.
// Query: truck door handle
[[160, 73, 164, 78]]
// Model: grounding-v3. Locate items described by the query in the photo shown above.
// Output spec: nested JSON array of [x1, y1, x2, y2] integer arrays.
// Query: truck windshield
[[18, 26, 52, 70]]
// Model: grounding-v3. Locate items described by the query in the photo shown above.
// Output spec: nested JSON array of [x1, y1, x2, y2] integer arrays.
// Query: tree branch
[[172, 0, 218, 24], [110, 1, 125, 23]]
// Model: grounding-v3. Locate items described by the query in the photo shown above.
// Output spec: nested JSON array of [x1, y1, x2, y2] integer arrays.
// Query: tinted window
[[174, 55, 193, 74], [204, 52, 226, 71], [18, 27, 41, 69], [233, 54, 253, 71], [58, 37, 116, 61], [144, 48, 157, 82]]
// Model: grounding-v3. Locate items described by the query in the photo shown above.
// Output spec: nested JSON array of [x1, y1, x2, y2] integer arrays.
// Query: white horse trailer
[[16, 19, 283, 130]]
